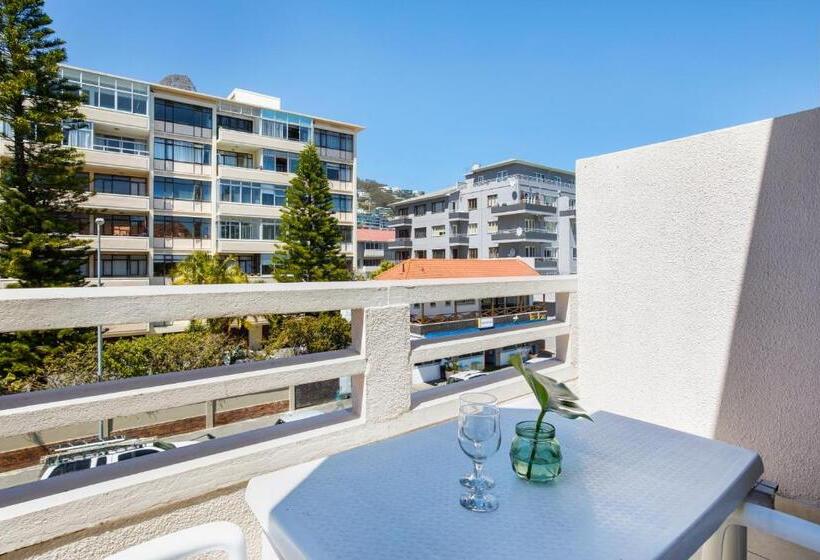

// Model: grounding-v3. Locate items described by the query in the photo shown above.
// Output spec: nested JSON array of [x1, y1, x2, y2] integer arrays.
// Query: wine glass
[[458, 400, 501, 512], [458, 393, 498, 490]]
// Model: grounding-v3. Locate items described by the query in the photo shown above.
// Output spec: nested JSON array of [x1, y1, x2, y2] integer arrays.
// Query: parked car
[[39, 438, 198, 480], [446, 370, 488, 384]]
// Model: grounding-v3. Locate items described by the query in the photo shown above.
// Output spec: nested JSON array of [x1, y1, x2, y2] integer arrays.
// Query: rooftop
[[356, 228, 395, 242], [467, 158, 576, 177], [376, 258, 539, 280]]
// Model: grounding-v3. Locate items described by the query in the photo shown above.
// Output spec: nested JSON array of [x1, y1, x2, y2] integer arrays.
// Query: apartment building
[[387, 160, 576, 275], [18, 65, 363, 285], [356, 228, 395, 274]]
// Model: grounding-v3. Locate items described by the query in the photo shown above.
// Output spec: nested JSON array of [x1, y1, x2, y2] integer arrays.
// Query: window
[[572, 247, 577, 259], [569, 198, 576, 208], [487, 195, 498, 208], [219, 180, 285, 206], [50, 458, 92, 477], [543, 248, 554, 258], [524, 218, 536, 231], [489, 246, 499, 258], [93, 133, 148, 155], [397, 207, 408, 216], [534, 172, 545, 181], [414, 250, 427, 258], [524, 246, 537, 257], [364, 242, 382, 250], [413, 204, 427, 217], [432, 249, 445, 259], [324, 162, 352, 182], [497, 170, 508, 179], [98, 214, 147, 237], [60, 67, 148, 115], [315, 129, 354, 153], [414, 227, 426, 239], [260, 109, 312, 142], [261, 222, 280, 240], [217, 150, 254, 168], [154, 215, 211, 239], [153, 254, 187, 276], [487, 220, 498, 234], [431, 201, 446, 213], [154, 176, 211, 201], [468, 223, 478, 235], [93, 174, 146, 196], [236, 255, 260, 275], [468, 198, 477, 210], [432, 225, 446, 237], [338, 226, 353, 243], [332, 194, 353, 213], [118, 449, 159, 462], [98, 254, 147, 277], [263, 150, 299, 173], [219, 220, 278, 241], [217, 114, 253, 133], [154, 138, 211, 165], [154, 99, 213, 137], [62, 121, 93, 149], [469, 248, 478, 259]]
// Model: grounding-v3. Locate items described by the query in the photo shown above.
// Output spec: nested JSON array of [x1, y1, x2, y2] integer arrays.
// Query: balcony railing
[[388, 216, 412, 227], [492, 229, 558, 242], [388, 237, 413, 248], [447, 211, 469, 221], [533, 257, 558, 268], [0, 276, 577, 554], [473, 173, 575, 192], [491, 201, 557, 215], [449, 235, 469, 245], [92, 137, 149, 156]]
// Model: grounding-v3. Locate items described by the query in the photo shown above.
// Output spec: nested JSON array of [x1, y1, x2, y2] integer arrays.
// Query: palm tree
[[171, 251, 248, 285]]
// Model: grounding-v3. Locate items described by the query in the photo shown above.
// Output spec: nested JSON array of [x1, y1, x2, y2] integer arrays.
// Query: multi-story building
[[387, 160, 576, 275], [31, 65, 363, 285], [356, 209, 391, 230], [356, 228, 395, 274]]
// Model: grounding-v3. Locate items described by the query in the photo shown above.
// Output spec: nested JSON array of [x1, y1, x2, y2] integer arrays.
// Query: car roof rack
[[42, 436, 154, 466]]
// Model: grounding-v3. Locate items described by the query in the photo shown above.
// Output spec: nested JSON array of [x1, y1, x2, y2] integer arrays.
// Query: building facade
[[356, 228, 395, 274], [21, 65, 363, 285], [387, 160, 576, 275]]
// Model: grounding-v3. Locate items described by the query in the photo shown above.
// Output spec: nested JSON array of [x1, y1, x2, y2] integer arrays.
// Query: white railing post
[[351, 304, 412, 423], [553, 290, 577, 368]]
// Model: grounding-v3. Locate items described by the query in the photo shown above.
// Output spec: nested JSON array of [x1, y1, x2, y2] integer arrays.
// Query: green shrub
[[41, 331, 244, 389], [265, 313, 351, 355]]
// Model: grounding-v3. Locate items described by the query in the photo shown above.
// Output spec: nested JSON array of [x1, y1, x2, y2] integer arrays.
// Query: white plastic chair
[[105, 521, 246, 560]]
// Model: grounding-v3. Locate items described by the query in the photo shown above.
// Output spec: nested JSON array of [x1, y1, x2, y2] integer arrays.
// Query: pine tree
[[0, 0, 91, 288], [274, 144, 350, 282], [0, 0, 92, 394]]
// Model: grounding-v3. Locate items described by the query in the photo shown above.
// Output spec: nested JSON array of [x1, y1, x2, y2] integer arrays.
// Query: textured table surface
[[245, 408, 762, 560]]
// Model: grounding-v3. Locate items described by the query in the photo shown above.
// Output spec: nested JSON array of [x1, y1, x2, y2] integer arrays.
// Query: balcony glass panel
[[60, 67, 149, 115]]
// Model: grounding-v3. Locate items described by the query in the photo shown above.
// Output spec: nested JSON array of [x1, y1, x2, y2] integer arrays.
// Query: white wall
[[576, 107, 820, 504]]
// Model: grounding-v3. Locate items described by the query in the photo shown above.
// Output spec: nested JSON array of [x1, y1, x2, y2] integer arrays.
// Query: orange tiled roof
[[375, 259, 539, 280], [356, 228, 395, 242]]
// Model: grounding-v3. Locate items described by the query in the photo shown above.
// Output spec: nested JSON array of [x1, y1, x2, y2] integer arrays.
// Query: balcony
[[362, 248, 385, 258], [80, 146, 149, 173], [560, 208, 576, 217], [491, 228, 557, 242], [0, 108, 817, 559], [218, 164, 285, 184], [218, 238, 277, 253], [82, 192, 150, 213], [533, 257, 558, 269], [216, 201, 281, 219], [152, 237, 212, 251], [448, 235, 469, 245], [491, 201, 557, 216], [75, 234, 149, 251], [317, 145, 354, 163], [388, 237, 413, 249], [447, 211, 469, 221], [389, 216, 413, 227]]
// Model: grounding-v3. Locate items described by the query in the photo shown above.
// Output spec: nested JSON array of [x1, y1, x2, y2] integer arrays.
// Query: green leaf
[[509, 354, 592, 422]]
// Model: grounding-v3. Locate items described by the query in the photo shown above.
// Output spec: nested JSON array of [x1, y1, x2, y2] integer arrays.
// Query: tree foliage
[[368, 260, 396, 279], [0, 0, 90, 287], [274, 144, 350, 282], [172, 251, 248, 285], [265, 313, 351, 355]]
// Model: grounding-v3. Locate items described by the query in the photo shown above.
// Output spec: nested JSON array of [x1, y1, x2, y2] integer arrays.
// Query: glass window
[[154, 99, 213, 136], [62, 121, 93, 149], [315, 128, 354, 154], [323, 162, 352, 182], [217, 114, 253, 133], [468, 198, 477, 210], [61, 68, 149, 115], [92, 174, 147, 197], [414, 227, 426, 239], [431, 201, 446, 213], [218, 150, 254, 168], [432, 225, 446, 237], [432, 249, 445, 259], [153, 177, 211, 201], [487, 195, 498, 207], [260, 109, 312, 142], [154, 138, 211, 165], [263, 149, 300, 173], [469, 248, 478, 259], [154, 254, 187, 276], [154, 215, 210, 239], [488, 221, 498, 234], [261, 222, 279, 240], [98, 254, 147, 277], [331, 194, 353, 212], [468, 223, 478, 235]]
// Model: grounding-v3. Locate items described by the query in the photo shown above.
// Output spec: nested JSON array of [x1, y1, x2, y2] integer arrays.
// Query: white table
[[246, 407, 762, 560]]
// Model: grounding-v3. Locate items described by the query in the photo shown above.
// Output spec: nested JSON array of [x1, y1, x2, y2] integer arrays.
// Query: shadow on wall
[[715, 109, 820, 503]]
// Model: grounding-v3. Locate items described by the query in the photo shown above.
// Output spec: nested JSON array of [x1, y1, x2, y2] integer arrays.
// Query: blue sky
[[47, 0, 818, 190]]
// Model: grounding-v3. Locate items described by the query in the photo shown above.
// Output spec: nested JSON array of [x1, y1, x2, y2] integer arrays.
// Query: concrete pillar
[[350, 304, 412, 423], [553, 291, 577, 369], [247, 322, 264, 351], [204, 400, 217, 429]]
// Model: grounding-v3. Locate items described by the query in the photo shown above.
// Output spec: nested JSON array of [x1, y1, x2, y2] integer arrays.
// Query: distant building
[[357, 210, 391, 230], [376, 258, 553, 385], [357, 228, 395, 273], [387, 160, 576, 275]]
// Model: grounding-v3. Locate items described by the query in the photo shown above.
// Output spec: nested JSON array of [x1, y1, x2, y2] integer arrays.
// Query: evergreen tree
[[0, 0, 92, 394], [0, 0, 90, 288], [274, 144, 350, 282]]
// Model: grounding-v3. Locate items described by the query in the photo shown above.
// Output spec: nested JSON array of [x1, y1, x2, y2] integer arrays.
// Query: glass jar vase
[[509, 420, 562, 482]]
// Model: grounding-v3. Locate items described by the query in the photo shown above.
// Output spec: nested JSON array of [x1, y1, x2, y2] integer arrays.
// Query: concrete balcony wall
[[217, 127, 306, 154], [218, 239, 278, 253], [217, 202, 282, 219], [362, 248, 385, 258], [80, 106, 149, 133], [83, 149, 150, 173], [218, 165, 278, 183], [76, 235, 149, 252], [153, 238, 212, 251], [82, 193, 150, 213], [577, 107, 820, 506], [153, 198, 212, 215]]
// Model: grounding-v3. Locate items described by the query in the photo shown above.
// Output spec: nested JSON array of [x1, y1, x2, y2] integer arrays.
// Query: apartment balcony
[[218, 164, 283, 184], [82, 192, 150, 213], [388, 237, 413, 249], [75, 234, 149, 252], [153, 198, 212, 215], [152, 238, 212, 251], [328, 179, 355, 194], [317, 145, 354, 163], [447, 211, 469, 221], [217, 201, 281, 220], [80, 106, 149, 133], [448, 235, 469, 245], [217, 126, 305, 154], [340, 242, 354, 254], [217, 238, 278, 254], [533, 257, 558, 269], [491, 229, 558, 243], [389, 216, 413, 227], [362, 248, 385, 258], [491, 201, 557, 216], [80, 146, 149, 173], [560, 208, 576, 217], [335, 211, 355, 225]]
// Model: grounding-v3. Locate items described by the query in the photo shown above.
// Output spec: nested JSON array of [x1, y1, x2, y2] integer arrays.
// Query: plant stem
[[526, 408, 547, 480]]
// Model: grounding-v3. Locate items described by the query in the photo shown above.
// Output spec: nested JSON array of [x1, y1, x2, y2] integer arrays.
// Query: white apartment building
[[15, 65, 364, 285]]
